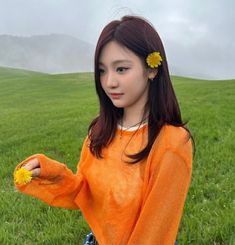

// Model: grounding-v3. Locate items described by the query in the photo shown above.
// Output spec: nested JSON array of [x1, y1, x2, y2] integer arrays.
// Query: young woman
[[14, 15, 194, 245]]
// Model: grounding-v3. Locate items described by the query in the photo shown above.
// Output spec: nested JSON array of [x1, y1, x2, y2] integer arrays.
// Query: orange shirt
[[14, 124, 193, 245]]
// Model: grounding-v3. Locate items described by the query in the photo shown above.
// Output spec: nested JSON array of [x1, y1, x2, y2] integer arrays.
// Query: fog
[[0, 0, 234, 79]]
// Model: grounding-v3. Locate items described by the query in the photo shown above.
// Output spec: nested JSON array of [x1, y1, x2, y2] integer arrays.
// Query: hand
[[22, 158, 41, 178]]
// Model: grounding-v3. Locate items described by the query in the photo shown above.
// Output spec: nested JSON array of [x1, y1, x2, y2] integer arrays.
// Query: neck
[[122, 107, 149, 128]]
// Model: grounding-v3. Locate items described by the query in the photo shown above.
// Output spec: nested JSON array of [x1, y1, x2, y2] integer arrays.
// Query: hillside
[[0, 66, 46, 78], [0, 34, 94, 73], [0, 66, 234, 244]]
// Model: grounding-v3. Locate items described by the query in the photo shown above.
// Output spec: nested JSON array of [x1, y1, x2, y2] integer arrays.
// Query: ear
[[148, 68, 158, 80]]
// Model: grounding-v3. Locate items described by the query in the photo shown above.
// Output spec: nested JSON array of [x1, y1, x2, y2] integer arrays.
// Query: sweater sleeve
[[14, 138, 89, 209], [15, 137, 89, 209], [127, 142, 192, 245]]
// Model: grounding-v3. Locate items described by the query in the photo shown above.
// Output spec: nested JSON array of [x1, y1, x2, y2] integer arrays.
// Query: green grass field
[[0, 66, 234, 244]]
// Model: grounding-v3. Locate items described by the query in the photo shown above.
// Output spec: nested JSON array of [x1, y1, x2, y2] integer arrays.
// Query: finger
[[22, 158, 40, 171], [31, 168, 41, 178]]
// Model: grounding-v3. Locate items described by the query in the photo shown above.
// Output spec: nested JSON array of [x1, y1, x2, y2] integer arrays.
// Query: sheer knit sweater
[[14, 124, 193, 245]]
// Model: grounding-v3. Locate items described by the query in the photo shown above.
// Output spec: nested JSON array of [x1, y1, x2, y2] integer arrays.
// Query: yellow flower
[[14, 168, 32, 185], [146, 51, 162, 68]]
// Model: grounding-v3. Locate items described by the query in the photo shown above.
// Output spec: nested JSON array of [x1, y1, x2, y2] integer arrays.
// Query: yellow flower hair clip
[[14, 167, 32, 185], [146, 51, 162, 68]]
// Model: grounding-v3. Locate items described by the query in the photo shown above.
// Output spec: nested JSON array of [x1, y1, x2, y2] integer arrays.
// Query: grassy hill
[[0, 67, 234, 244]]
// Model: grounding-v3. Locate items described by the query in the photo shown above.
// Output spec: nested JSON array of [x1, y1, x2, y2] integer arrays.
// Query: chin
[[111, 101, 126, 108], [112, 104, 124, 108]]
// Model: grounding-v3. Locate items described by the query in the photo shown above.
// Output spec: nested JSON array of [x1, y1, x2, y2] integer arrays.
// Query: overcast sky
[[0, 0, 234, 79]]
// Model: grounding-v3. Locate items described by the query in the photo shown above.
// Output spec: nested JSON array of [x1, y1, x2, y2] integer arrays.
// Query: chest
[[84, 147, 146, 208]]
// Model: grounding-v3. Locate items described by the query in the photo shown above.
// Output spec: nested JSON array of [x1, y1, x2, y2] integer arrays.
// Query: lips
[[110, 93, 124, 99]]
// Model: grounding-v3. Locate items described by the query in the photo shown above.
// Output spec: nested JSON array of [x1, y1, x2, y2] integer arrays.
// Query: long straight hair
[[88, 15, 194, 163]]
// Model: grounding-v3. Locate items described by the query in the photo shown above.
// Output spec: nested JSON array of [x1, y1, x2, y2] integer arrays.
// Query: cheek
[[121, 73, 137, 88], [100, 79, 112, 100], [127, 73, 148, 91], [100, 78, 106, 90]]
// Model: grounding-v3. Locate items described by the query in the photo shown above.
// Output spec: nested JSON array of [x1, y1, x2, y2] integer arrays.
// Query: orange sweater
[[14, 124, 193, 245]]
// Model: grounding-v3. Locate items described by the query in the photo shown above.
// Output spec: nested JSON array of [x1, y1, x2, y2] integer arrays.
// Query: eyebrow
[[98, 59, 132, 66]]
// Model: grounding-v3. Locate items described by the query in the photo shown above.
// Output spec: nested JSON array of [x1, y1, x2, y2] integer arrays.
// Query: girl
[[14, 15, 194, 245]]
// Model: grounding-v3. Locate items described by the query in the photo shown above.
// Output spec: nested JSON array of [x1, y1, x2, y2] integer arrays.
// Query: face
[[98, 41, 154, 113]]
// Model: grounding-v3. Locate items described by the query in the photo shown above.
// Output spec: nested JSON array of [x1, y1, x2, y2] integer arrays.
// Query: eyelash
[[117, 67, 129, 73], [99, 67, 129, 75]]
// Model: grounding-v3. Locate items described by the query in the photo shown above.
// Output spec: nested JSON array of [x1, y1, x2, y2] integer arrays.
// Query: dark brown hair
[[88, 15, 194, 163]]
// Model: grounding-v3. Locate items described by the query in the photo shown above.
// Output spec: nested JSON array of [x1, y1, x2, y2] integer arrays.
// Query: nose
[[105, 72, 118, 88]]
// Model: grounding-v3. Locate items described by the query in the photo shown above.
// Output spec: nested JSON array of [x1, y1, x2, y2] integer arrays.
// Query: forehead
[[99, 41, 140, 65]]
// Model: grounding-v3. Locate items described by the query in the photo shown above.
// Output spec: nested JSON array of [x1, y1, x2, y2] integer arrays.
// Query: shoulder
[[162, 124, 191, 148], [155, 124, 192, 162], [150, 124, 192, 152], [148, 124, 193, 176]]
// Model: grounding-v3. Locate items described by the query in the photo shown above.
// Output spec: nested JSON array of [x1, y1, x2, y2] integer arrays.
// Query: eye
[[99, 68, 105, 75], [116, 67, 129, 73]]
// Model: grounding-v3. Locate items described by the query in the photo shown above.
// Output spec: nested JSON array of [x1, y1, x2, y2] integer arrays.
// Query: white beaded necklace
[[118, 117, 148, 138]]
